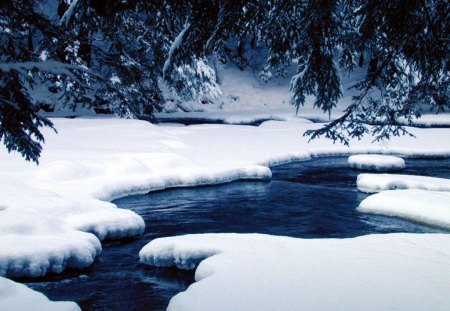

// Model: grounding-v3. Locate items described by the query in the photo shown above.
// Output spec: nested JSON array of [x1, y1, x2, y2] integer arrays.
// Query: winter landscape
[[1, 1, 450, 311]]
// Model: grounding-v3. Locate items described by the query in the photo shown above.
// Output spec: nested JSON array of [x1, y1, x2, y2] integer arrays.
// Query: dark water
[[25, 157, 450, 311]]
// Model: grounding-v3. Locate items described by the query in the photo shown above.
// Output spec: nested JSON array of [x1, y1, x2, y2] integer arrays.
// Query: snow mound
[[0, 277, 80, 311], [140, 233, 450, 311], [0, 209, 101, 278], [357, 174, 450, 193], [358, 189, 450, 229], [348, 154, 405, 171], [0, 179, 145, 241]]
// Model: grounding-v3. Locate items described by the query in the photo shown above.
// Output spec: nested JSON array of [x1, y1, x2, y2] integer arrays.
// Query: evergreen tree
[[1, 0, 448, 163], [0, 0, 93, 163]]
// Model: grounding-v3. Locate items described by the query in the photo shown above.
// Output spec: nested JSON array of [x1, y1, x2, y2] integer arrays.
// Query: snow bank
[[0, 277, 79, 311], [0, 178, 144, 241], [155, 109, 289, 126], [140, 233, 450, 311], [0, 209, 101, 278], [358, 190, 450, 230], [348, 154, 405, 171], [357, 174, 450, 193], [399, 113, 450, 127]]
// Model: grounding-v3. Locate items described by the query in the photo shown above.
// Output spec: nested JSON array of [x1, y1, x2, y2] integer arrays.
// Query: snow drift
[[0, 209, 101, 278], [140, 233, 450, 311], [357, 174, 450, 193], [0, 277, 80, 311], [358, 189, 450, 230], [348, 154, 405, 171]]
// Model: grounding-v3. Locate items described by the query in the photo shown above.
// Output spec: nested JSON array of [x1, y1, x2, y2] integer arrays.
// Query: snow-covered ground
[[357, 174, 450, 193], [348, 154, 405, 171], [140, 233, 450, 311], [0, 277, 79, 311], [156, 64, 450, 128], [0, 209, 101, 278], [357, 172, 450, 230]]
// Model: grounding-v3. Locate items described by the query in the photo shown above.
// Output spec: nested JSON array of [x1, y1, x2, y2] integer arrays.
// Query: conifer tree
[[1, 0, 448, 162]]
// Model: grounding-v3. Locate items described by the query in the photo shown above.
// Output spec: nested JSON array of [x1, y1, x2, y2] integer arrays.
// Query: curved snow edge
[[357, 174, 450, 193], [0, 276, 80, 311], [0, 210, 102, 278], [358, 189, 450, 230], [139, 233, 450, 311]]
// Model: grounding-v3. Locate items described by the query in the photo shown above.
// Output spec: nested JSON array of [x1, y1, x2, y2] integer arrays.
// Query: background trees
[[1, 0, 448, 163]]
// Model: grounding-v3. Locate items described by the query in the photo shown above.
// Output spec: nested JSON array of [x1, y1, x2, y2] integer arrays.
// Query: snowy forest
[[1, 0, 448, 162], [1, 1, 450, 311]]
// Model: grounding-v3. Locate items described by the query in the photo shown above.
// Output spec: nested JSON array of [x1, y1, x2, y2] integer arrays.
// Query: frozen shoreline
[[140, 233, 450, 311]]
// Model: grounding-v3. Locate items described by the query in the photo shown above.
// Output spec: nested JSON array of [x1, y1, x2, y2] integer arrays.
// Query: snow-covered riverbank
[[140, 233, 450, 311]]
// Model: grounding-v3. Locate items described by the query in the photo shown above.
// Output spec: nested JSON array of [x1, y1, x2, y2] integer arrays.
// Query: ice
[[0, 277, 80, 311], [0, 209, 101, 278], [357, 174, 450, 193], [348, 154, 405, 171], [358, 189, 450, 230], [140, 233, 450, 311]]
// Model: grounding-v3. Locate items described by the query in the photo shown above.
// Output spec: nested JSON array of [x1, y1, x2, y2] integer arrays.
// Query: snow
[[358, 190, 450, 230], [159, 62, 351, 120], [1, 117, 450, 279], [0, 61, 90, 79], [158, 63, 450, 128], [163, 23, 191, 75], [357, 173, 450, 228], [399, 113, 450, 127], [348, 154, 405, 171], [357, 174, 450, 193], [0, 209, 101, 278], [0, 177, 145, 241], [140, 233, 450, 311], [59, 0, 79, 27], [0, 277, 80, 311]]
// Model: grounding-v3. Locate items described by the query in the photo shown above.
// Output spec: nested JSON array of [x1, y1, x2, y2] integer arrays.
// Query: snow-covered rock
[[140, 233, 450, 311], [357, 174, 450, 193], [348, 154, 405, 171], [0, 209, 101, 278], [358, 189, 450, 230], [0, 277, 80, 311]]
